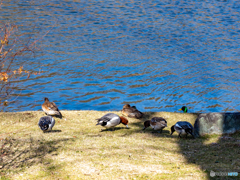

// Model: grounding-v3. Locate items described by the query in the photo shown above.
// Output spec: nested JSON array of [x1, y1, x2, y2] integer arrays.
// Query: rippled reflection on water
[[1, 0, 240, 113]]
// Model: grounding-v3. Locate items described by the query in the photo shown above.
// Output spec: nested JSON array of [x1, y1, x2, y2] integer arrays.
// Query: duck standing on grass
[[143, 117, 167, 133], [38, 116, 55, 132], [96, 113, 129, 131], [170, 121, 194, 138], [42, 97, 62, 118], [178, 106, 188, 113], [122, 104, 144, 119]]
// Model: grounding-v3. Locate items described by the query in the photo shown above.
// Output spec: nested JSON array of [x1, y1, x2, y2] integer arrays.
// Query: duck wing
[[176, 122, 193, 130], [96, 113, 119, 122], [151, 117, 167, 127], [49, 102, 59, 111], [38, 116, 53, 131], [135, 110, 144, 119], [151, 117, 166, 122], [96, 113, 120, 126], [123, 108, 143, 119], [178, 121, 193, 129]]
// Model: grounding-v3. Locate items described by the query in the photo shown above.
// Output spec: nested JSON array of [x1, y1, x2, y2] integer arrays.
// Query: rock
[[194, 112, 240, 137]]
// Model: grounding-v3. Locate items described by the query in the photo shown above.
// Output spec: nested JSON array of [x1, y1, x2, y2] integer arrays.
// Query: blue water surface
[[1, 0, 240, 113]]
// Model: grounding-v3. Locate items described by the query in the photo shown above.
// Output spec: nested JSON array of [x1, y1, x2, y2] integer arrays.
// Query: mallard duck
[[122, 104, 143, 119], [170, 121, 194, 138], [178, 106, 188, 113], [96, 113, 129, 131], [143, 117, 167, 133], [42, 97, 62, 118], [38, 116, 55, 132]]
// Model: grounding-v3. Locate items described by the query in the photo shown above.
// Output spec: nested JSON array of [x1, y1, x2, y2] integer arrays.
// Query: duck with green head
[[178, 106, 188, 113]]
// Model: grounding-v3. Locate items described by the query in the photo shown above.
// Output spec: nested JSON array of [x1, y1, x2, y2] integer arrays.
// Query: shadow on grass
[[44, 130, 62, 133], [130, 112, 240, 179], [0, 136, 74, 173], [98, 126, 129, 132], [178, 132, 240, 180]]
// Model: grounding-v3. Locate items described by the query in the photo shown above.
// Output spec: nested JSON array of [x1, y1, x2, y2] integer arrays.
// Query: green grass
[[0, 111, 239, 180]]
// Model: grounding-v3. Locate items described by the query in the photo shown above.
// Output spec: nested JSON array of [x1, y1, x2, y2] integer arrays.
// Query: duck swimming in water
[[122, 104, 143, 119], [143, 117, 167, 133], [42, 97, 62, 118], [38, 116, 55, 132], [178, 106, 188, 113], [170, 121, 194, 138], [96, 113, 129, 131]]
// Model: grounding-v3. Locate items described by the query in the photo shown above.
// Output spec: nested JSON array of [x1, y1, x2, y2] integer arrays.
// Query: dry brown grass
[[0, 111, 239, 180]]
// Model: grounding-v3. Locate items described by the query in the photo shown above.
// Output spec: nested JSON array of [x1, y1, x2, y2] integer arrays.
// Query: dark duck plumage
[[96, 113, 129, 131], [42, 97, 62, 118], [143, 117, 167, 133], [178, 106, 188, 113], [38, 116, 55, 132], [122, 104, 143, 119], [171, 121, 194, 138]]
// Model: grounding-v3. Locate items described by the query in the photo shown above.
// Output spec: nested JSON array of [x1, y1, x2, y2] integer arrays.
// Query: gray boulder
[[194, 112, 240, 137]]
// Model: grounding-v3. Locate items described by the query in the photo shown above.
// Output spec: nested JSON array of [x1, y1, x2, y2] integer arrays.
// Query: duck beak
[[178, 108, 182, 111], [126, 125, 129, 129]]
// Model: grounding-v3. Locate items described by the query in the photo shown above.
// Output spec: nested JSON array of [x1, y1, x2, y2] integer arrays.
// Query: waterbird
[[38, 116, 55, 132], [178, 106, 188, 113], [170, 121, 194, 138], [96, 113, 129, 131], [122, 104, 143, 119], [42, 97, 62, 118], [143, 117, 167, 133]]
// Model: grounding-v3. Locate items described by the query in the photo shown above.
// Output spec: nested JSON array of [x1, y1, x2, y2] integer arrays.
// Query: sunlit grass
[[0, 111, 239, 179]]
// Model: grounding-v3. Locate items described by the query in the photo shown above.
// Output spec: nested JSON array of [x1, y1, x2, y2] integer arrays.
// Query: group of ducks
[[38, 98, 194, 138]]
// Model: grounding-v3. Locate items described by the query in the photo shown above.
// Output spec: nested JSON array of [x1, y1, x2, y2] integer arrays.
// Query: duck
[[170, 121, 194, 138], [42, 97, 62, 118], [178, 106, 188, 113], [143, 117, 167, 133], [96, 113, 129, 131], [38, 116, 55, 132], [122, 104, 143, 119]]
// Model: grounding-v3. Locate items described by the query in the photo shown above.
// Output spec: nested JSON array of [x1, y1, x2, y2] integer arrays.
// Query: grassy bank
[[0, 111, 239, 180]]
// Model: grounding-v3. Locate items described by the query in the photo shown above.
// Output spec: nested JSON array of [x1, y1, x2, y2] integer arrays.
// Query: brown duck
[[42, 97, 62, 118], [121, 104, 143, 119], [143, 117, 167, 133]]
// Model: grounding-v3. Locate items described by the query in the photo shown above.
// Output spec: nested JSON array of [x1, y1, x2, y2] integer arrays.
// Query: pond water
[[1, 0, 240, 113]]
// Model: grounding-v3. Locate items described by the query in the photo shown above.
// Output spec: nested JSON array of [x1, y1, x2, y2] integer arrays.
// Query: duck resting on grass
[[42, 97, 62, 118], [96, 113, 129, 131], [178, 106, 188, 113], [38, 116, 55, 132], [170, 121, 194, 138], [143, 117, 167, 133], [122, 104, 144, 119]]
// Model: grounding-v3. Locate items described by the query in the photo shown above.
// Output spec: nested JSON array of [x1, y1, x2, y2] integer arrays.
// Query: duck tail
[[137, 111, 144, 119], [58, 111, 63, 119], [96, 118, 101, 126]]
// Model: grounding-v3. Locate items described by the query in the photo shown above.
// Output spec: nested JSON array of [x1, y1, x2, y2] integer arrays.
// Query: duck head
[[40, 122, 49, 131], [120, 116, 129, 128], [143, 120, 150, 130], [170, 125, 175, 135], [132, 105, 137, 109], [178, 106, 188, 113], [44, 97, 50, 102], [123, 104, 131, 109]]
